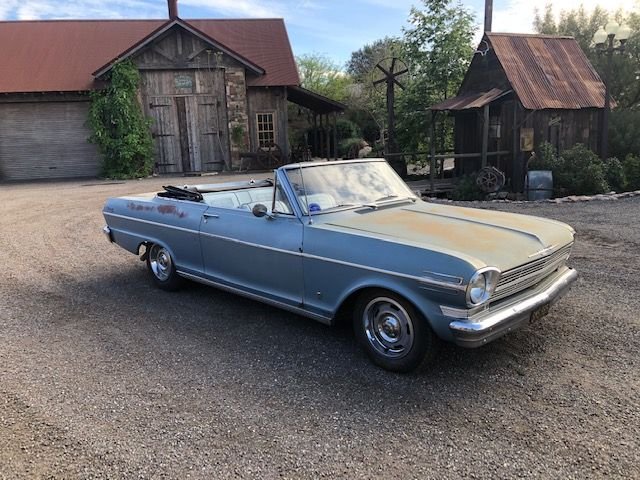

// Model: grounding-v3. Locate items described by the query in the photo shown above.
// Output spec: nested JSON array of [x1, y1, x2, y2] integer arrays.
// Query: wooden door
[[196, 95, 228, 172], [148, 94, 229, 174], [149, 96, 182, 174]]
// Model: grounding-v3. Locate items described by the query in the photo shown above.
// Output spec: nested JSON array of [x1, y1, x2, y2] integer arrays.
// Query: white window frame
[[256, 111, 277, 147]]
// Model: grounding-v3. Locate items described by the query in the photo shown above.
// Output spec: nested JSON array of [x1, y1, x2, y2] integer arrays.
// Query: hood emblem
[[529, 245, 556, 258]]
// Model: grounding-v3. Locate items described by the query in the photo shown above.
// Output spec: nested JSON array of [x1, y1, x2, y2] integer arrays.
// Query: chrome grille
[[491, 243, 573, 303]]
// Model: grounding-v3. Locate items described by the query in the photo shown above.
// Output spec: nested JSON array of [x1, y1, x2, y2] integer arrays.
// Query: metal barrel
[[526, 170, 554, 201]]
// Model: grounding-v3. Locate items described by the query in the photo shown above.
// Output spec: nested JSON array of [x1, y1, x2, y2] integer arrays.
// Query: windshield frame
[[281, 158, 417, 217]]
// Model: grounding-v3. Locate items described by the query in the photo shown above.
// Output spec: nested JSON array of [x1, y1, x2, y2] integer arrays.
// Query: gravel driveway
[[1, 176, 638, 479]]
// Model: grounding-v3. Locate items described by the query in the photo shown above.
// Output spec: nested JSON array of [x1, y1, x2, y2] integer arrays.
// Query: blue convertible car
[[103, 159, 577, 372]]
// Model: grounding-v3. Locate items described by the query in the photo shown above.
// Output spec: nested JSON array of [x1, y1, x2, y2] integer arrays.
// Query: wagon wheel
[[256, 143, 283, 170], [476, 166, 506, 193]]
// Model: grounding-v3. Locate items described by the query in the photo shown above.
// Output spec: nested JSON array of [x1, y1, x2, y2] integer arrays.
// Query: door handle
[[203, 213, 219, 219]]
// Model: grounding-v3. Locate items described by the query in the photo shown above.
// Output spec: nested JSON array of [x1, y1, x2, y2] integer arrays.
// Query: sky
[[0, 0, 637, 66]]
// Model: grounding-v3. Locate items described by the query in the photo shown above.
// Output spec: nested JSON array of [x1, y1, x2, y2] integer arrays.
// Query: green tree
[[88, 60, 154, 179], [533, 4, 640, 109], [397, 0, 475, 151], [346, 37, 405, 82], [296, 53, 353, 102]]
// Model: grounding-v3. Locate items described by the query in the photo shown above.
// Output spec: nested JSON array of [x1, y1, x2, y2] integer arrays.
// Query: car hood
[[320, 202, 575, 271]]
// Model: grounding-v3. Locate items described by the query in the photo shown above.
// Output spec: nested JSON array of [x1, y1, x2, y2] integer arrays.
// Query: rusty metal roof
[[486, 33, 608, 110], [430, 88, 510, 111], [0, 18, 299, 94]]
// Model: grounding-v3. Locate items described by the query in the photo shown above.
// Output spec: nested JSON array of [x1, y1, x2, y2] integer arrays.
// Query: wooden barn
[[430, 33, 609, 191], [0, 0, 342, 181]]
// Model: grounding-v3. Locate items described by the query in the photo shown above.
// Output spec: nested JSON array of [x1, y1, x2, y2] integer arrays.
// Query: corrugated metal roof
[[486, 33, 608, 110], [430, 88, 509, 111], [0, 18, 300, 94]]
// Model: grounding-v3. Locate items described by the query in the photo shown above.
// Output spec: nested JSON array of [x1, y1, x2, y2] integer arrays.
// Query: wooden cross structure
[[373, 58, 408, 154]]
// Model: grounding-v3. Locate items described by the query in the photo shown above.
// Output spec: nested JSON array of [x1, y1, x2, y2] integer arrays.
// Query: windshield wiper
[[314, 203, 357, 213]]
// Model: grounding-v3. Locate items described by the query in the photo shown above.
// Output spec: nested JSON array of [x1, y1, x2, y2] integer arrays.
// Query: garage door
[[0, 101, 101, 181]]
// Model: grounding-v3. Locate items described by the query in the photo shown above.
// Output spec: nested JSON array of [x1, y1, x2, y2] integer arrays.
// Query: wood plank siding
[[247, 87, 288, 158], [134, 26, 239, 174], [0, 99, 100, 181]]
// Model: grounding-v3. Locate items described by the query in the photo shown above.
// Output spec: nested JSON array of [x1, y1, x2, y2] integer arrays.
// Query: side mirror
[[252, 203, 269, 217]]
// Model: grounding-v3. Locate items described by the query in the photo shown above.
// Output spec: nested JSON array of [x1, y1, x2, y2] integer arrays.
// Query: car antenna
[[298, 164, 312, 225]]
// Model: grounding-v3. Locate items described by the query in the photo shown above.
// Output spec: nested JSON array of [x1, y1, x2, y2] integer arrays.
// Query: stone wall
[[225, 68, 249, 170]]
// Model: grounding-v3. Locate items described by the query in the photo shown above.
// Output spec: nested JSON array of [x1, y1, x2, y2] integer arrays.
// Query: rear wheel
[[146, 244, 182, 291], [353, 290, 438, 372]]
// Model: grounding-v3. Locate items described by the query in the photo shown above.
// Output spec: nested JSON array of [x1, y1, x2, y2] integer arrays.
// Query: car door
[[199, 187, 304, 307]]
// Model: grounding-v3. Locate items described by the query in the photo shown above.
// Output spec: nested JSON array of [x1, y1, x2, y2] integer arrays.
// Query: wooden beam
[[325, 114, 331, 160], [313, 113, 318, 157], [481, 103, 489, 167], [430, 111, 437, 193], [333, 112, 338, 161]]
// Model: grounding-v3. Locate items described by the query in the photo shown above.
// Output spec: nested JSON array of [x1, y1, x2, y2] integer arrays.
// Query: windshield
[[285, 160, 416, 215]]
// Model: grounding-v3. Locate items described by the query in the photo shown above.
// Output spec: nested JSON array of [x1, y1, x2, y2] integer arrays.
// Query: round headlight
[[466, 268, 500, 307], [468, 272, 488, 305]]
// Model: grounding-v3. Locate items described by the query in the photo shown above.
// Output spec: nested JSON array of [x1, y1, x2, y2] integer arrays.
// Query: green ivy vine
[[88, 60, 154, 179]]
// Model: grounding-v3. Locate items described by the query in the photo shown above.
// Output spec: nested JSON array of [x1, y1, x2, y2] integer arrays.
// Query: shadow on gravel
[[41, 266, 556, 414]]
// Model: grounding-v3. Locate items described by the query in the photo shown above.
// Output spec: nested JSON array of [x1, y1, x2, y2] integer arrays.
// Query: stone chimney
[[484, 0, 492, 32], [168, 0, 179, 20]]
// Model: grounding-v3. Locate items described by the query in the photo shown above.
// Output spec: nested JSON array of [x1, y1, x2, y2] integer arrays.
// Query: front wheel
[[353, 290, 438, 372], [146, 244, 183, 291]]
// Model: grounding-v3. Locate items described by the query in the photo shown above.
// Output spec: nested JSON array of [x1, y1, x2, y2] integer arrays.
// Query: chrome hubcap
[[363, 297, 414, 359], [150, 245, 172, 281]]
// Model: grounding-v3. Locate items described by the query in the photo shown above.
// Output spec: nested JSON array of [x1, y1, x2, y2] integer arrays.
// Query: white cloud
[[179, 0, 285, 18], [1, 1, 166, 20]]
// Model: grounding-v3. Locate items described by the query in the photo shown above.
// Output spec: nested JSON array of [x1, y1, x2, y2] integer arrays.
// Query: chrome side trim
[[301, 252, 466, 290], [103, 212, 198, 235], [421, 270, 465, 291], [105, 212, 465, 291], [176, 271, 333, 325], [199, 230, 303, 256]]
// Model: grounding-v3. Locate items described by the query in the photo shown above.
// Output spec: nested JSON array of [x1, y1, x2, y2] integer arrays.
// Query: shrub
[[335, 119, 360, 141], [553, 144, 608, 196], [532, 143, 609, 196], [530, 142, 559, 171], [451, 175, 484, 201], [623, 154, 640, 191], [88, 60, 154, 179], [604, 157, 626, 192]]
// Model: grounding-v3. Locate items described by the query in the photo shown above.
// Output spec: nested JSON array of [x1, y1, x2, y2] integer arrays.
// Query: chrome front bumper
[[448, 267, 578, 348]]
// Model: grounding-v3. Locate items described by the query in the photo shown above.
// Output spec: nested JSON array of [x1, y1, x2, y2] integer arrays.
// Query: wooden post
[[512, 100, 520, 192], [319, 114, 324, 159], [333, 112, 338, 160], [313, 113, 318, 158], [387, 76, 396, 154], [430, 111, 437, 194], [325, 115, 331, 160], [481, 103, 489, 168]]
